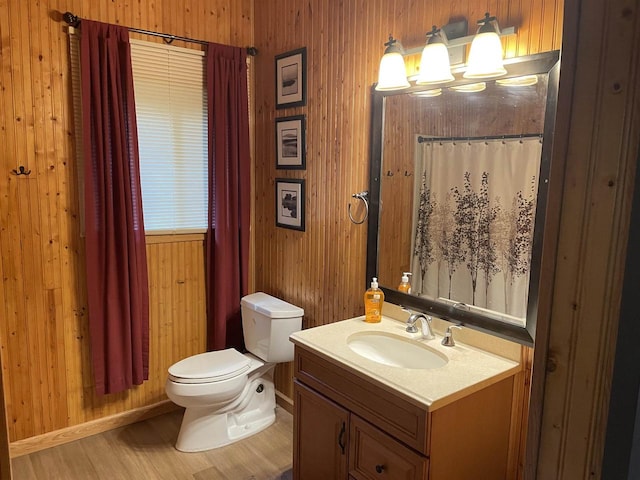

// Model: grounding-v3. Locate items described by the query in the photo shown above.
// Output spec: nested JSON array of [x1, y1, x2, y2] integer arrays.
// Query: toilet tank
[[241, 292, 304, 363]]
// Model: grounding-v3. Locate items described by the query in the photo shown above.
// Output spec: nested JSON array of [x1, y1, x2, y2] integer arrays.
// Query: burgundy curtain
[[206, 43, 251, 351], [80, 20, 149, 395]]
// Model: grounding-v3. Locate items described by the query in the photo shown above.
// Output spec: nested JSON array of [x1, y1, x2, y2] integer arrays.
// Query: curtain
[[80, 20, 149, 395], [206, 43, 251, 351], [411, 137, 542, 323]]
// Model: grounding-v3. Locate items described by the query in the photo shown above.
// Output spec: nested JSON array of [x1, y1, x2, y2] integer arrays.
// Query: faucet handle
[[406, 323, 419, 333], [441, 325, 462, 347]]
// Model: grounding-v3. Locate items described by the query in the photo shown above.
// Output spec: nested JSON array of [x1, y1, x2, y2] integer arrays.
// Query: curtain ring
[[348, 191, 369, 225]]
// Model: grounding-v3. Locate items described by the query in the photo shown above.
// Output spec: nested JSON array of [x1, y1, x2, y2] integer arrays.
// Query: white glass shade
[[450, 82, 486, 93], [463, 31, 507, 79], [416, 43, 454, 85], [376, 52, 410, 91], [496, 75, 539, 87], [411, 88, 442, 97]]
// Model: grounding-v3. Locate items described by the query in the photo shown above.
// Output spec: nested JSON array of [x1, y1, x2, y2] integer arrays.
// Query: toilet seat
[[168, 349, 251, 384]]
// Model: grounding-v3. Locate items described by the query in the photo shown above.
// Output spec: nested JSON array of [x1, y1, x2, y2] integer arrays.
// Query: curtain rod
[[62, 12, 258, 56], [417, 133, 542, 143]]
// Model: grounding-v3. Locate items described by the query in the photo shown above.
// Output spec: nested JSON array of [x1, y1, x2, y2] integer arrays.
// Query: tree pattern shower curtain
[[410, 136, 542, 323]]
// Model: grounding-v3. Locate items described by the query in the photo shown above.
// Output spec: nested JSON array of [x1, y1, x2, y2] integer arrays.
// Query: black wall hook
[[12, 166, 31, 176]]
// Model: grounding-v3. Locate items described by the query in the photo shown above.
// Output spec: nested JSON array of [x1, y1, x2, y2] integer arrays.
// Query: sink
[[347, 332, 448, 369]]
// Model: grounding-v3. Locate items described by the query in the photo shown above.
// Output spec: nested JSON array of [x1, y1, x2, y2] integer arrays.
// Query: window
[[130, 41, 208, 234], [70, 33, 210, 235]]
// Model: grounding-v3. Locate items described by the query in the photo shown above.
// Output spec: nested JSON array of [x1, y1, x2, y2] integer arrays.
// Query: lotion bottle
[[398, 272, 412, 294], [364, 277, 384, 323]]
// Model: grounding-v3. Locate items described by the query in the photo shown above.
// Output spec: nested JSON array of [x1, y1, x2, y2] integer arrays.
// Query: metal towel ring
[[348, 191, 369, 224]]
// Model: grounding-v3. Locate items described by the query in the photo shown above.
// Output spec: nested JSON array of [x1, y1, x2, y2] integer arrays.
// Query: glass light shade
[[463, 31, 507, 79], [496, 75, 539, 87], [450, 82, 486, 93], [376, 52, 410, 91], [416, 43, 454, 85], [411, 88, 442, 97]]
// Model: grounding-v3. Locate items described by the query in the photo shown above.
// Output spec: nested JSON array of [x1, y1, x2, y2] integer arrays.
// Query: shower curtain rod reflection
[[62, 11, 258, 56], [417, 133, 542, 143]]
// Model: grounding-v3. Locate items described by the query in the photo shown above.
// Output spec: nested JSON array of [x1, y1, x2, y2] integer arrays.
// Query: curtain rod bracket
[[63, 11, 80, 27]]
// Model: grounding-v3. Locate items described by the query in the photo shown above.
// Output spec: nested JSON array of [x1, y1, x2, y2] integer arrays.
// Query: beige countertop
[[290, 315, 521, 411]]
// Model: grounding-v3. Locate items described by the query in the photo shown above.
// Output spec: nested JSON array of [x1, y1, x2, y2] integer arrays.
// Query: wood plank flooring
[[11, 408, 293, 480]]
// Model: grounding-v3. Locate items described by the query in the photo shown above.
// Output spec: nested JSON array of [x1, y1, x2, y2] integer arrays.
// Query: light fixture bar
[[402, 26, 516, 56]]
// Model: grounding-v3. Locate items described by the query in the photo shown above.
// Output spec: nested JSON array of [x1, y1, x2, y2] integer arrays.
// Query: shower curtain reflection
[[410, 136, 542, 322]]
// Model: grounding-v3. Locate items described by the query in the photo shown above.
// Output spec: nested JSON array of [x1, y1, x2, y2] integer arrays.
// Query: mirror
[[367, 51, 560, 345]]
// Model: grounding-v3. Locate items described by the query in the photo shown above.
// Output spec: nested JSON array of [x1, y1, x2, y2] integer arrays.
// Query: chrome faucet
[[405, 312, 435, 340]]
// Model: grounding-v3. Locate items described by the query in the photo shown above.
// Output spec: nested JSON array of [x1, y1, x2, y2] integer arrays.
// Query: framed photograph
[[275, 47, 307, 109], [275, 178, 305, 231], [275, 115, 306, 170]]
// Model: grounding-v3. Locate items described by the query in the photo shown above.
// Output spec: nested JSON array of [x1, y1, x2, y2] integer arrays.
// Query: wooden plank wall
[[0, 0, 252, 443], [253, 0, 564, 399]]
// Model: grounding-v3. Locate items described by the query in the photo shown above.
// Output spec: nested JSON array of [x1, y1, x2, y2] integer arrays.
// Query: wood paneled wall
[[253, 0, 564, 398], [0, 0, 252, 443]]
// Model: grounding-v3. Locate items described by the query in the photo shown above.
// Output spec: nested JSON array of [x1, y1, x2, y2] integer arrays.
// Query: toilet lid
[[168, 349, 252, 384]]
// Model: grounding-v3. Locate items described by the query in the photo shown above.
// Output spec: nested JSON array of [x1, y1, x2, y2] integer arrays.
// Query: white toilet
[[165, 292, 303, 452]]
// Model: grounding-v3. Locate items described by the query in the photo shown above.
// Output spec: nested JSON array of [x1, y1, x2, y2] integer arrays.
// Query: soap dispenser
[[364, 277, 384, 323], [398, 272, 412, 294]]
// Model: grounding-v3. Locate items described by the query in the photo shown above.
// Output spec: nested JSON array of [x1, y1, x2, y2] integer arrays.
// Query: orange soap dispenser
[[364, 277, 384, 323], [398, 272, 412, 294]]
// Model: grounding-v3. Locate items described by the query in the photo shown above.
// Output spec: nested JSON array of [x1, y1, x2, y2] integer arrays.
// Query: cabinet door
[[294, 381, 349, 480]]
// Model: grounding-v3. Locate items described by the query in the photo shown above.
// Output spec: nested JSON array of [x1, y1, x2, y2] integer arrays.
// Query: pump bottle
[[398, 272, 412, 294], [364, 277, 384, 323]]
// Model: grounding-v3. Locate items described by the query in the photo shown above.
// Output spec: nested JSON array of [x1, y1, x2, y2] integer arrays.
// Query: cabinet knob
[[375, 464, 385, 474]]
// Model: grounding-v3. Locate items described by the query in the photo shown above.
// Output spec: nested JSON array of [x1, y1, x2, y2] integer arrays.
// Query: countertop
[[290, 315, 521, 411]]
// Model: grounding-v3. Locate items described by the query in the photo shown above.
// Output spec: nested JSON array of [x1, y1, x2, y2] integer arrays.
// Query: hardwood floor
[[11, 408, 293, 480]]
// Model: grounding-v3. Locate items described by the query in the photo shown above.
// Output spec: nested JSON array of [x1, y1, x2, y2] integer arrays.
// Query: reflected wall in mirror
[[367, 51, 560, 345]]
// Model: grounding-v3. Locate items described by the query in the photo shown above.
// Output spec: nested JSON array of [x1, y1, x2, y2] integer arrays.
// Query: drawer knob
[[375, 464, 385, 474]]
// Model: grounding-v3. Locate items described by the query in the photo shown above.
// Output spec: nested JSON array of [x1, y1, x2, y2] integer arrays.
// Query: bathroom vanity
[[290, 316, 521, 480]]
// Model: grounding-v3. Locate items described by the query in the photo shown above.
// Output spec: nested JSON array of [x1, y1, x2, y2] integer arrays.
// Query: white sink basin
[[347, 332, 448, 369]]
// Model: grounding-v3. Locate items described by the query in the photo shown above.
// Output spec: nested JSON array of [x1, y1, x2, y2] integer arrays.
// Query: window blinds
[[130, 40, 208, 234]]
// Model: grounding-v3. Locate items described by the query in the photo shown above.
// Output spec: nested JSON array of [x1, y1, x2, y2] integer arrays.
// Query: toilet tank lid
[[241, 292, 304, 318]]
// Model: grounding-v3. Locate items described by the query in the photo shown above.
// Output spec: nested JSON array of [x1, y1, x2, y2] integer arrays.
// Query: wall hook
[[348, 191, 369, 225], [11, 166, 31, 176]]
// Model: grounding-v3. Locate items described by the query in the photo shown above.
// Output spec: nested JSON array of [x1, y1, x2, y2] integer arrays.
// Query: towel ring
[[348, 191, 369, 225]]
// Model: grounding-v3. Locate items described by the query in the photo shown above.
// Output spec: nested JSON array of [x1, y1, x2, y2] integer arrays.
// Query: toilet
[[165, 292, 303, 452]]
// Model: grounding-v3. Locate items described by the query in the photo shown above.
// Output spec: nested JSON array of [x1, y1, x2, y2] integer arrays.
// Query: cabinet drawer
[[349, 415, 428, 480], [294, 347, 429, 454]]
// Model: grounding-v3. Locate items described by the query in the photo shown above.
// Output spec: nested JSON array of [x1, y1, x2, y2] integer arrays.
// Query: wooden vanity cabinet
[[293, 346, 516, 480]]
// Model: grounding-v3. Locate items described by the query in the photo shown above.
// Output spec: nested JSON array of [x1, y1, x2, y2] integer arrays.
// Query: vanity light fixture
[[463, 13, 508, 79], [416, 26, 455, 85], [375, 17, 515, 91], [375, 35, 411, 91]]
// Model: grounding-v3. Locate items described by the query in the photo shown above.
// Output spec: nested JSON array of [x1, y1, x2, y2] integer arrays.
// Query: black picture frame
[[275, 115, 306, 170], [275, 47, 307, 109], [275, 178, 305, 231]]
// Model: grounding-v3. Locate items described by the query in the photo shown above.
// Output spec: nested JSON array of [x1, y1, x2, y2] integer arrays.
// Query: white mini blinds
[[130, 40, 208, 234]]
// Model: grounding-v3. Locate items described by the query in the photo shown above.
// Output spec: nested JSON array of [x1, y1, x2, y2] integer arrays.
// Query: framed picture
[[275, 47, 307, 109], [275, 178, 305, 231], [275, 115, 306, 170]]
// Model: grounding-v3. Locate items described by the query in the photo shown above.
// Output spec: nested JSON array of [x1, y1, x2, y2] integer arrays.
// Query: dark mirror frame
[[366, 50, 560, 346]]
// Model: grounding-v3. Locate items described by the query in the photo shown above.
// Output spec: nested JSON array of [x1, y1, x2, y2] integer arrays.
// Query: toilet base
[[175, 375, 276, 452]]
